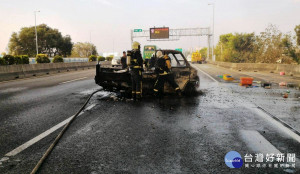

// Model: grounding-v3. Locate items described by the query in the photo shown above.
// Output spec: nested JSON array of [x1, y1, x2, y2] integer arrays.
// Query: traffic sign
[[175, 48, 182, 52], [134, 29, 143, 32], [150, 27, 169, 39]]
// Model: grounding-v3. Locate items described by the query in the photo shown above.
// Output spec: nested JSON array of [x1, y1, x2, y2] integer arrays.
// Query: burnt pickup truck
[[95, 50, 199, 96]]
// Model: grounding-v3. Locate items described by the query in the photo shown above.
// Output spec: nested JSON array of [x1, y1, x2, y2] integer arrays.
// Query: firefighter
[[127, 41, 143, 101], [153, 51, 181, 99], [121, 51, 127, 69]]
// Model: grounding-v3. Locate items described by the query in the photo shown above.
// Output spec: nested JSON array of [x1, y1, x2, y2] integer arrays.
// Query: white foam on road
[[243, 103, 300, 144], [2, 103, 96, 158], [241, 130, 300, 171], [240, 130, 281, 154], [59, 77, 87, 84]]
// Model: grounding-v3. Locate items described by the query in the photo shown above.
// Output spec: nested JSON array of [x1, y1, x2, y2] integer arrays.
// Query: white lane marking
[[3, 104, 96, 157], [59, 77, 87, 84], [240, 130, 281, 154], [252, 106, 300, 144], [195, 65, 219, 83], [85, 104, 96, 111], [240, 130, 300, 169]]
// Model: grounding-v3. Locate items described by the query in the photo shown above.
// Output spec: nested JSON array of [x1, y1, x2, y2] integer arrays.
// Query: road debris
[[223, 74, 234, 81], [287, 83, 297, 88], [279, 82, 287, 86], [240, 77, 253, 86], [261, 82, 272, 88], [280, 72, 285, 75]]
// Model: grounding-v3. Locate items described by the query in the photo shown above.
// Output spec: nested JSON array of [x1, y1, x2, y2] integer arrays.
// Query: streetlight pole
[[208, 3, 215, 61], [34, 11, 40, 55]]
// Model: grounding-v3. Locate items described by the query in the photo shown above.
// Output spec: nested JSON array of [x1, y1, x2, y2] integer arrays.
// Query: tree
[[3, 55, 15, 65], [53, 55, 64, 63], [97, 56, 105, 61], [199, 48, 208, 59], [214, 24, 298, 64], [215, 33, 255, 62], [255, 24, 286, 63], [21, 55, 29, 64], [89, 55, 97, 61], [295, 25, 300, 46], [60, 35, 73, 57], [36, 54, 50, 63], [8, 24, 73, 57], [71, 42, 98, 57]]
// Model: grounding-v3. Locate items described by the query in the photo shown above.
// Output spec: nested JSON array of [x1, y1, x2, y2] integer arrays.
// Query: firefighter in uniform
[[153, 51, 181, 98], [127, 41, 143, 101]]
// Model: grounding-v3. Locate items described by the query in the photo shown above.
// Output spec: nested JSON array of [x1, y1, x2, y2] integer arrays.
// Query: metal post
[[212, 4, 215, 61], [130, 29, 133, 44], [207, 34, 210, 61], [208, 3, 215, 61], [34, 11, 40, 55]]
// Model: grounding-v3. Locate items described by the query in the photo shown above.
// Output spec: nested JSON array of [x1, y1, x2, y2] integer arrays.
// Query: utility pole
[[208, 3, 215, 61], [34, 10, 40, 55], [90, 31, 92, 56]]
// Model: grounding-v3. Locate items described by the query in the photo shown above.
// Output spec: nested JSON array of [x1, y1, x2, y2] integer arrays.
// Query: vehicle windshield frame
[[168, 53, 187, 67]]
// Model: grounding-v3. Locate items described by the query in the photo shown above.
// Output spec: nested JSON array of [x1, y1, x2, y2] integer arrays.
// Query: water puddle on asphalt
[[0, 87, 28, 93]]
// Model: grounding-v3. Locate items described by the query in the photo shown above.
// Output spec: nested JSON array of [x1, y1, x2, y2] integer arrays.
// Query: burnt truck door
[[167, 52, 191, 92]]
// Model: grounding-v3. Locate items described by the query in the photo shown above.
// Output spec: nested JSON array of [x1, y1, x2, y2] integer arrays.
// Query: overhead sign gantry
[[131, 27, 213, 60]]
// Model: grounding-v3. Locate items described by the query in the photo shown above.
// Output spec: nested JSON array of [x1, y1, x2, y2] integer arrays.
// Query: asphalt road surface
[[0, 65, 299, 174]]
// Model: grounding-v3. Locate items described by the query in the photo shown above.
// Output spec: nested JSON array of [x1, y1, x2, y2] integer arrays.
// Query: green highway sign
[[134, 29, 143, 32], [175, 48, 182, 52]]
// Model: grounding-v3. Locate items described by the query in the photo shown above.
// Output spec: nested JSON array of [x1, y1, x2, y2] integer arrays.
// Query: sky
[[0, 0, 299, 56]]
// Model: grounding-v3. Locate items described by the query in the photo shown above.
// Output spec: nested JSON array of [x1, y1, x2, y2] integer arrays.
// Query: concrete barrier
[[207, 61, 300, 76], [0, 61, 111, 82]]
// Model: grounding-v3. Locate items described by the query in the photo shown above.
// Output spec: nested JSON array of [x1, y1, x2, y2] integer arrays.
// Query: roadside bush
[[14, 56, 22, 64], [97, 56, 105, 61], [0, 58, 6, 65], [106, 56, 113, 61], [21, 55, 29, 64], [89, 55, 97, 62], [53, 55, 64, 63], [3, 55, 15, 65], [36, 54, 50, 63]]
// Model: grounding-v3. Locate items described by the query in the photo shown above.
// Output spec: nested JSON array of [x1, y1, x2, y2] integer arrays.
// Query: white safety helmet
[[156, 51, 163, 58]]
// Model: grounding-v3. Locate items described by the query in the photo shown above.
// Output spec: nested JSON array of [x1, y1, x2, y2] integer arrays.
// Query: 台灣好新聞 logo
[[225, 151, 243, 168]]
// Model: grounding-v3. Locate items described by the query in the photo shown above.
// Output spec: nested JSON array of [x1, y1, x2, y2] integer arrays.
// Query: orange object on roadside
[[279, 82, 287, 86], [280, 72, 285, 75], [240, 77, 254, 86]]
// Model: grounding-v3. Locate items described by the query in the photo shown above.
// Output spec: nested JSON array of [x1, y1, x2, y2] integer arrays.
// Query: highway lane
[[1, 65, 300, 173], [0, 69, 99, 159]]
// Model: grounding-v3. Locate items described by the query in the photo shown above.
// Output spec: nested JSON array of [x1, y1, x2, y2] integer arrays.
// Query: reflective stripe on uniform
[[153, 89, 158, 92], [136, 91, 141, 94], [159, 73, 168, 75], [133, 66, 141, 68]]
